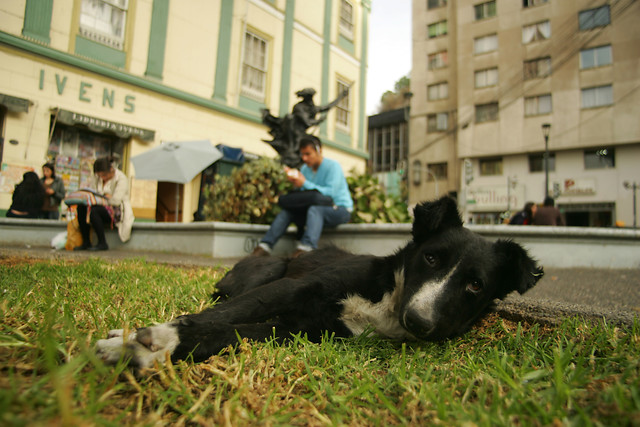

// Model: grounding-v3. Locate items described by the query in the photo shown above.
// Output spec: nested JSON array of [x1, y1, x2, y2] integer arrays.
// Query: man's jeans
[[261, 205, 351, 250]]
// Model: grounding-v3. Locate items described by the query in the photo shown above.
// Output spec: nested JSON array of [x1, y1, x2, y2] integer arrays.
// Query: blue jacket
[[300, 158, 353, 210]]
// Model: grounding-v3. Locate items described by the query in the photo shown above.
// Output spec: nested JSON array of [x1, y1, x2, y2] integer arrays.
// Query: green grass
[[0, 256, 638, 426]]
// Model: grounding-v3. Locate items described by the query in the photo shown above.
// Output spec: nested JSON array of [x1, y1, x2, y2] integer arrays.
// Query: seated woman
[[75, 156, 135, 251], [40, 162, 66, 220], [6, 171, 46, 219]]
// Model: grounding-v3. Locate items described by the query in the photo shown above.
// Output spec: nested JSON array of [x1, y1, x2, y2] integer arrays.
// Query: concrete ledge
[[1, 218, 638, 268]]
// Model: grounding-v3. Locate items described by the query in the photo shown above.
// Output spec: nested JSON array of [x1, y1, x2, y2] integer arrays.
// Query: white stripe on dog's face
[[404, 262, 460, 326]]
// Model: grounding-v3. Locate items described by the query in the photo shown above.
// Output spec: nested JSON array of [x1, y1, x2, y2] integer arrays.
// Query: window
[[428, 0, 447, 9], [427, 113, 448, 132], [427, 162, 448, 180], [523, 0, 548, 8], [241, 31, 268, 101], [522, 21, 550, 44], [581, 85, 613, 108], [428, 20, 448, 38], [475, 103, 499, 123], [475, 68, 498, 88], [474, 34, 498, 54], [335, 80, 351, 130], [579, 5, 610, 31], [524, 94, 552, 116], [428, 82, 449, 101], [524, 57, 551, 79], [584, 148, 615, 169], [479, 157, 503, 176], [339, 0, 354, 40], [475, 1, 496, 20], [79, 0, 128, 49], [528, 153, 555, 172], [428, 51, 448, 70], [580, 45, 612, 69]]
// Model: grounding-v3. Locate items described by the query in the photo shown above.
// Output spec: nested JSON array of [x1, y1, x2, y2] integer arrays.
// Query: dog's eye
[[466, 281, 483, 294], [424, 254, 438, 266]]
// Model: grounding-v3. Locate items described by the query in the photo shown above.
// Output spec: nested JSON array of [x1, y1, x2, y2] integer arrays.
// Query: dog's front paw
[[95, 323, 180, 368]]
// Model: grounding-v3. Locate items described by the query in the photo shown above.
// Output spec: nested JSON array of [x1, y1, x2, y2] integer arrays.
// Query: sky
[[366, 0, 412, 115]]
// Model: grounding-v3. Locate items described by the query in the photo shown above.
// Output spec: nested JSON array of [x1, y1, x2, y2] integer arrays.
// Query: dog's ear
[[412, 197, 463, 243], [492, 239, 544, 298]]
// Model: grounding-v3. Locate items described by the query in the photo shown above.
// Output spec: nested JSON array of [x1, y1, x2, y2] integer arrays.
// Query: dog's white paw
[[95, 323, 180, 368]]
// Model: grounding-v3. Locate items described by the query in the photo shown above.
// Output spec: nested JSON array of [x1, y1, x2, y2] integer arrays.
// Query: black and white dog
[[96, 197, 543, 368]]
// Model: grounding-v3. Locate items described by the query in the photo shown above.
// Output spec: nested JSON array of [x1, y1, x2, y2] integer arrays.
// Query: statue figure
[[261, 87, 350, 168]]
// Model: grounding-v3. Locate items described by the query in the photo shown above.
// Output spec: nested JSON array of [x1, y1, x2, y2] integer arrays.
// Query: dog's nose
[[403, 309, 435, 339]]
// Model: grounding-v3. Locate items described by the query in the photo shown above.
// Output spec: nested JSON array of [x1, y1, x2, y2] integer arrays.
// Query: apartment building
[[410, 0, 640, 226], [0, 0, 369, 222]]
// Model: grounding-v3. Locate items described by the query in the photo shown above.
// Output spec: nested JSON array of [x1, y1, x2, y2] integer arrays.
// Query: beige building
[[410, 0, 640, 226], [0, 0, 370, 222]]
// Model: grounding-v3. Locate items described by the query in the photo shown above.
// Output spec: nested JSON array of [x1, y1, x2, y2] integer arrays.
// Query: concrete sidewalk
[[2, 244, 638, 327]]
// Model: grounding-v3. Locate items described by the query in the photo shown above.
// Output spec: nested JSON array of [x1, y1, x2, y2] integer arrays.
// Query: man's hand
[[284, 167, 305, 188]]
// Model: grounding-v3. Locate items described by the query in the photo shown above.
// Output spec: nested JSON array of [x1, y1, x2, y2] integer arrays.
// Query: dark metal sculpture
[[261, 87, 349, 168]]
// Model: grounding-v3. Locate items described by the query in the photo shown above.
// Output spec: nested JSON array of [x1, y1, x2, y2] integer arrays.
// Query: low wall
[[1, 218, 638, 268]]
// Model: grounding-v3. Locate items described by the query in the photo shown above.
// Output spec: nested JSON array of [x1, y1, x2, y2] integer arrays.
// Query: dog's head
[[398, 197, 543, 341]]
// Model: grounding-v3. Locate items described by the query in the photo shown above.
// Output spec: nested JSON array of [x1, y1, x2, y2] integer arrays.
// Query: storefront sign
[[54, 109, 155, 141], [563, 178, 596, 196], [39, 69, 136, 113], [466, 185, 524, 211]]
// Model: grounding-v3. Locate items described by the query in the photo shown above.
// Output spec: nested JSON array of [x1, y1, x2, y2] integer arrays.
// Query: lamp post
[[541, 123, 551, 197], [623, 181, 638, 229]]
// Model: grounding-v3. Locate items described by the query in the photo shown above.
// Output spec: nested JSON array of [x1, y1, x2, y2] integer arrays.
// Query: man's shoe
[[73, 244, 91, 251], [251, 246, 270, 256], [89, 243, 109, 251], [291, 249, 311, 259]]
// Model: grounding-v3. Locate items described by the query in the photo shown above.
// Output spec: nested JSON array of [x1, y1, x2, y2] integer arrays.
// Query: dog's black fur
[[96, 197, 543, 368]]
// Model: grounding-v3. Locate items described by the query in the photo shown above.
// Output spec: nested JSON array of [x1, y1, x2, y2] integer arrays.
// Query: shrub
[[202, 158, 410, 224]]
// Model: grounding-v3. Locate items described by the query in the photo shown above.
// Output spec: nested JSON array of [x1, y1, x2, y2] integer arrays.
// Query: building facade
[[367, 107, 408, 197], [0, 0, 370, 222], [410, 0, 640, 226]]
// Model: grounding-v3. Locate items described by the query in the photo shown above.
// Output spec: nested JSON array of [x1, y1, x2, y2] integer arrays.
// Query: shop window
[[427, 113, 448, 132], [475, 67, 498, 88], [428, 20, 448, 38], [522, 21, 550, 44], [428, 51, 448, 70], [339, 0, 354, 40], [427, 162, 448, 181], [524, 94, 552, 116], [79, 0, 128, 50], [580, 45, 612, 69], [475, 102, 499, 123], [336, 80, 351, 131], [581, 85, 613, 108], [428, 82, 449, 101], [523, 0, 548, 8], [47, 123, 126, 193], [475, 1, 496, 21], [579, 5, 610, 31], [528, 153, 555, 172], [584, 148, 615, 170], [428, 0, 447, 9], [474, 34, 497, 55], [479, 157, 503, 176], [241, 31, 268, 101], [524, 57, 551, 80]]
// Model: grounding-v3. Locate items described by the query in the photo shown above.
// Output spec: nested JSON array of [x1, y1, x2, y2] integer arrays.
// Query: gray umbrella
[[131, 140, 223, 221]]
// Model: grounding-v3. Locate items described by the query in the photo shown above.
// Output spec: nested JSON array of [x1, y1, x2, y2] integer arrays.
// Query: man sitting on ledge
[[253, 135, 353, 258]]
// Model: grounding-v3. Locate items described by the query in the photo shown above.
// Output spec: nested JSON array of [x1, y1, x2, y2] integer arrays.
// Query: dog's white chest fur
[[339, 269, 412, 340]]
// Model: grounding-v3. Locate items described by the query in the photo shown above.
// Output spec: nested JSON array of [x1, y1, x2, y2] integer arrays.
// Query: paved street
[[2, 245, 639, 326]]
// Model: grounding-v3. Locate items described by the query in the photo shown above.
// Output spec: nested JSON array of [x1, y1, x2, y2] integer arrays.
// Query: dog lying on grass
[[96, 197, 543, 368]]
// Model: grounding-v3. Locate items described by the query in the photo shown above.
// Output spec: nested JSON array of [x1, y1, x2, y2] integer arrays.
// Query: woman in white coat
[[74, 156, 135, 251]]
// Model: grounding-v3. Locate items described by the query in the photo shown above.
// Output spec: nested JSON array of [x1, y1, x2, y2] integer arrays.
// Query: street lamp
[[541, 123, 551, 197], [623, 181, 638, 229]]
